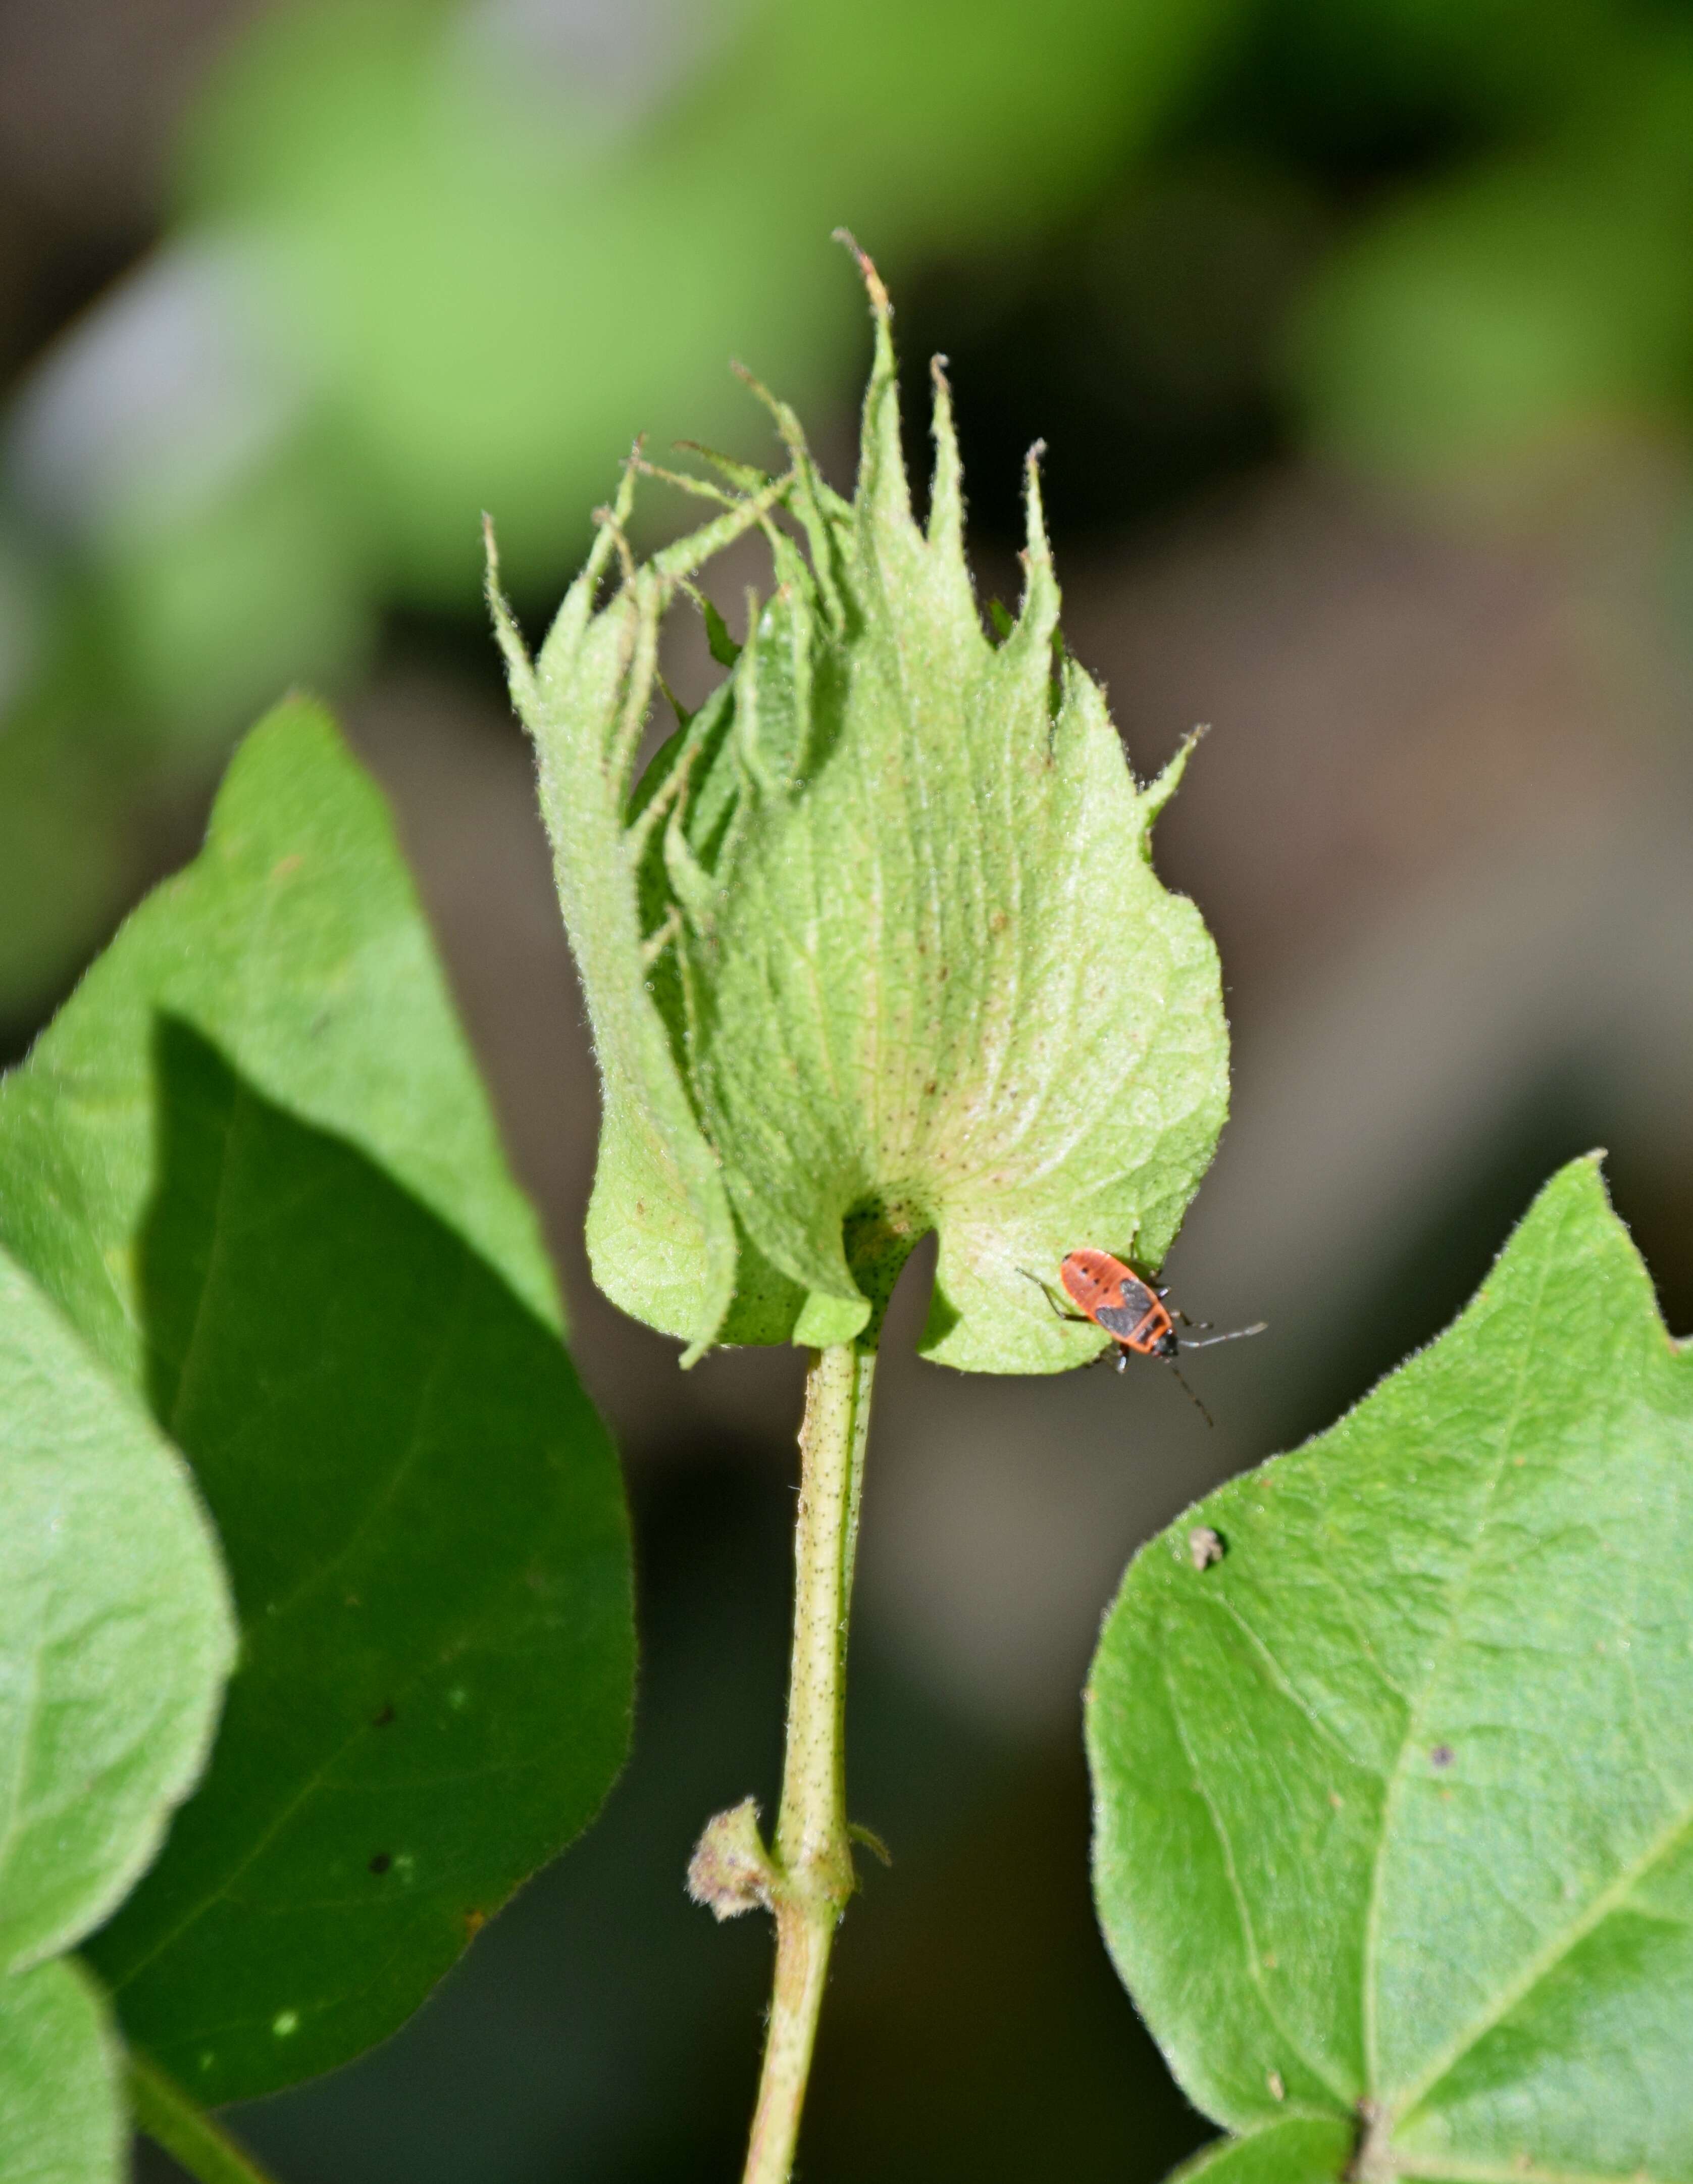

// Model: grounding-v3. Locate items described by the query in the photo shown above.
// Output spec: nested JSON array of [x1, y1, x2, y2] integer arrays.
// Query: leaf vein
[[1159, 1636, 1353, 2109]]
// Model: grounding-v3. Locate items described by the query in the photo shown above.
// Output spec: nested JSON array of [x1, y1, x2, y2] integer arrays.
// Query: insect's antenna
[[1181, 1321, 1267, 1351], [1166, 1362, 1215, 1429]]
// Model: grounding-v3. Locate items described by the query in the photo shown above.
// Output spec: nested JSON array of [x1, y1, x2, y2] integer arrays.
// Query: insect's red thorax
[[1059, 1248, 1131, 1315], [1060, 1248, 1174, 1353]]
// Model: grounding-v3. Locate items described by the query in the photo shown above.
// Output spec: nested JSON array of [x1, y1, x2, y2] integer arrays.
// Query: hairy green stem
[[741, 1341, 876, 2184], [128, 2052, 280, 2184]]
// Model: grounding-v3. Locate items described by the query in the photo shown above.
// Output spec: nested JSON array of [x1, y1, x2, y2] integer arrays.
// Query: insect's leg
[[1153, 1284, 1209, 1328], [1017, 1269, 1092, 1324], [1165, 1361, 1215, 1427]]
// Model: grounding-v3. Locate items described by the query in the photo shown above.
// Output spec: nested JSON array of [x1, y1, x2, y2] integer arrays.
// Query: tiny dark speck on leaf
[[369, 1852, 392, 1875], [1430, 1744, 1454, 1768], [372, 1702, 396, 1728]]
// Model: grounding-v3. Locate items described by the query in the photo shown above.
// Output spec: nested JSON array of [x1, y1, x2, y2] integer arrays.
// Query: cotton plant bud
[[489, 246, 1227, 1369]]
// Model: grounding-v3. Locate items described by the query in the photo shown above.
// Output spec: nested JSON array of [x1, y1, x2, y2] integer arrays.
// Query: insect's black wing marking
[[1094, 1276, 1158, 1342]]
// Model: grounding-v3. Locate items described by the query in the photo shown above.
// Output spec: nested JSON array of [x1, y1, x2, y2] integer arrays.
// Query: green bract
[[490, 253, 1228, 1367], [1090, 1157, 1693, 2183]]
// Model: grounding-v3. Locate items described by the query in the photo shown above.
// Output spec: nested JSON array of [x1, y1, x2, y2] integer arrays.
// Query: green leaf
[[702, 596, 743, 669], [1090, 1156, 1693, 2183], [1166, 2118, 1355, 2182], [0, 700, 633, 2103], [0, 1959, 123, 2184], [0, 697, 562, 1369], [0, 1243, 232, 1976], [493, 262, 1227, 1367]]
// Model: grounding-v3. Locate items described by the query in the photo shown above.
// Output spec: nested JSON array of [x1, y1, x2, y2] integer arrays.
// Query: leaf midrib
[[1389, 1789, 1693, 2126], [1358, 1199, 1693, 2150]]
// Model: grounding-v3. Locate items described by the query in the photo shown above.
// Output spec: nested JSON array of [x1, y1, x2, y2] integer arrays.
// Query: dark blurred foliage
[[7, 0, 1693, 1030], [7, 3, 1692, 2178]]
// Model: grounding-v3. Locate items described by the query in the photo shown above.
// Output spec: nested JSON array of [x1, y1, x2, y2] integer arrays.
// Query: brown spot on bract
[[369, 1852, 392, 1875], [271, 854, 302, 881], [372, 1702, 396, 1728], [990, 910, 1008, 932]]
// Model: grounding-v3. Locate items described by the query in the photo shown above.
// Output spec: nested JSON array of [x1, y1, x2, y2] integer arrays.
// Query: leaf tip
[[483, 514, 537, 713], [1020, 439, 1056, 587], [927, 352, 968, 560], [840, 231, 908, 527], [834, 226, 892, 333], [1535, 1149, 1615, 1229], [1141, 725, 1208, 828]]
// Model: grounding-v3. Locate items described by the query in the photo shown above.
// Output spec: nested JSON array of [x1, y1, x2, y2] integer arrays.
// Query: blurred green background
[[4, 2, 1690, 2177]]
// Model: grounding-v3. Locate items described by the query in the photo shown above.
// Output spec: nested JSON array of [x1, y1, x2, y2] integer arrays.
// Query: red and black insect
[[1024, 1249, 1265, 1424]]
